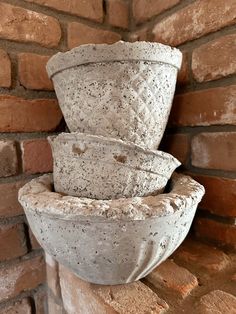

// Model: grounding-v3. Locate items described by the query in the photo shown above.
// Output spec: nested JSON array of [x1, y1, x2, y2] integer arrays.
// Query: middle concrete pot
[[48, 133, 181, 199]]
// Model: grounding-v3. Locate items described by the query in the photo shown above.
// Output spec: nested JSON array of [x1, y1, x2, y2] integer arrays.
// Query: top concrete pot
[[47, 41, 182, 149], [18, 173, 205, 285]]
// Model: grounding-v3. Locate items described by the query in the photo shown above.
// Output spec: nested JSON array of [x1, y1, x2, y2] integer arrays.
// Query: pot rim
[[18, 173, 205, 222], [46, 41, 183, 79], [48, 133, 181, 176], [48, 132, 181, 164]]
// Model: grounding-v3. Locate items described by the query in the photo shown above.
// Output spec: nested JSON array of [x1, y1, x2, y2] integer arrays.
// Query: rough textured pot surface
[[48, 133, 181, 199], [18, 173, 204, 285], [46, 41, 182, 149]]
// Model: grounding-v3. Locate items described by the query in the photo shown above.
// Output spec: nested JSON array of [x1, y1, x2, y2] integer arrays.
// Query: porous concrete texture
[[47, 41, 182, 149], [48, 132, 181, 199], [18, 173, 204, 285]]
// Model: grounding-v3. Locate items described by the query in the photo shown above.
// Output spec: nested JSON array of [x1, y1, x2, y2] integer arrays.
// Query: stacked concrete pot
[[18, 41, 205, 285]]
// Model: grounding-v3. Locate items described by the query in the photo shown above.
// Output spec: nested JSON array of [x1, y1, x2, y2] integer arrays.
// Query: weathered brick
[[29, 228, 41, 249], [128, 27, 149, 42], [18, 53, 53, 91], [34, 289, 47, 314], [133, 0, 180, 23], [46, 253, 61, 298], [60, 265, 116, 314], [161, 133, 189, 164], [48, 295, 65, 314], [94, 282, 169, 314], [191, 132, 236, 171], [60, 264, 169, 314], [196, 290, 236, 314], [170, 85, 236, 127], [67, 22, 121, 49], [0, 140, 18, 177], [0, 49, 11, 88], [0, 3, 61, 48], [0, 224, 27, 262], [192, 34, 236, 82], [0, 255, 45, 301], [26, 0, 103, 22], [177, 51, 189, 86], [195, 218, 236, 250], [191, 174, 236, 217], [0, 180, 26, 218], [21, 139, 52, 174], [1, 298, 31, 314], [232, 273, 236, 281], [146, 259, 198, 298], [174, 239, 229, 273], [107, 0, 129, 29], [152, 0, 236, 46], [0, 95, 62, 132]]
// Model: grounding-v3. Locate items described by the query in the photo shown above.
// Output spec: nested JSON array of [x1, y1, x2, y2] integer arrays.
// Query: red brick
[[107, 0, 129, 29], [0, 95, 62, 132], [197, 290, 236, 313], [146, 259, 198, 298], [0, 224, 27, 262], [128, 27, 149, 42], [34, 289, 47, 314], [174, 239, 230, 273], [192, 34, 236, 82], [59, 266, 116, 314], [0, 180, 26, 218], [94, 283, 169, 314], [177, 51, 189, 86], [67, 22, 121, 49], [0, 49, 11, 88], [18, 53, 53, 91], [45, 253, 61, 298], [195, 218, 236, 250], [29, 228, 41, 249], [161, 133, 189, 164], [191, 174, 236, 217], [0, 255, 45, 301], [59, 264, 169, 314], [191, 132, 236, 171], [0, 3, 61, 48], [133, 0, 180, 23], [0, 140, 18, 177], [26, 0, 103, 22], [1, 298, 31, 314], [21, 139, 52, 174], [232, 273, 236, 281], [170, 85, 236, 127], [152, 0, 236, 46]]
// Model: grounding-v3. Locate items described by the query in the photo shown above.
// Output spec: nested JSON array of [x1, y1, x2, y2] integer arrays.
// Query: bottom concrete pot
[[18, 173, 204, 285]]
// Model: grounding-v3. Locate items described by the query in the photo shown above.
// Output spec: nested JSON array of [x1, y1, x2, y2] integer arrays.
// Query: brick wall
[[128, 0, 236, 251], [0, 1, 125, 312], [0, 0, 235, 312], [46, 243, 236, 314]]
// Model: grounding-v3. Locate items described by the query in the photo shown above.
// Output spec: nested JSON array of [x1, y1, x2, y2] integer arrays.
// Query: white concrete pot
[[18, 173, 205, 285], [47, 41, 182, 149], [48, 133, 181, 199]]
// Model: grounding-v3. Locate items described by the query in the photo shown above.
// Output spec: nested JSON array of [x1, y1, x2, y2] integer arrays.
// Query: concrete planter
[[18, 173, 204, 285], [48, 133, 181, 199], [47, 41, 182, 149]]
